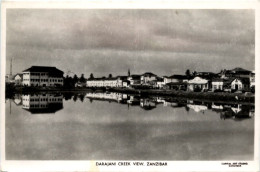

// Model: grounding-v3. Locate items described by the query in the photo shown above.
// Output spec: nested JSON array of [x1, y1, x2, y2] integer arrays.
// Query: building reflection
[[8, 91, 253, 119], [22, 94, 63, 114]]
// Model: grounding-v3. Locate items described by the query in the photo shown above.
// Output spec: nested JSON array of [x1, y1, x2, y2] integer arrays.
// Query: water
[[5, 92, 254, 160]]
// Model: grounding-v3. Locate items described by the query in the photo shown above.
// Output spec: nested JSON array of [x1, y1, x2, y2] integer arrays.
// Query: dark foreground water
[[5, 92, 254, 160]]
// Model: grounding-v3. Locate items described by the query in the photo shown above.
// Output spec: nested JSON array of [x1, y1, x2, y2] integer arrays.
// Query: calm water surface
[[5, 92, 254, 160]]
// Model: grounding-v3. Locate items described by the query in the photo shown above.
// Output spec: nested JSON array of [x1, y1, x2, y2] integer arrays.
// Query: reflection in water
[[10, 92, 254, 119], [6, 92, 254, 160], [21, 94, 63, 114]]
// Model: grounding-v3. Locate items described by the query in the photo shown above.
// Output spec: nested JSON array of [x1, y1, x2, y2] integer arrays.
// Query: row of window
[[23, 79, 63, 82], [23, 98, 62, 101]]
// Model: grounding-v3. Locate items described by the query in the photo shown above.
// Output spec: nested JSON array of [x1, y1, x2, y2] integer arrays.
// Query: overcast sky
[[6, 9, 254, 77]]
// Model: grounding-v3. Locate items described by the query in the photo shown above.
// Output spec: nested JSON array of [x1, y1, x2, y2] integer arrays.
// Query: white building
[[140, 72, 157, 85], [86, 76, 129, 88], [187, 76, 209, 91], [22, 66, 64, 87], [250, 70, 255, 88], [212, 79, 224, 91], [14, 74, 23, 85], [231, 78, 250, 91]]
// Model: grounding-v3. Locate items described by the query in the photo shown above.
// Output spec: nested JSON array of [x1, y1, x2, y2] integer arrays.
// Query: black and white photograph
[[1, 1, 259, 172]]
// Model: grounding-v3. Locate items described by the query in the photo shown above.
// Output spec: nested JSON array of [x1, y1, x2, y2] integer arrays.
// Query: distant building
[[231, 78, 250, 91], [116, 76, 128, 87], [127, 75, 141, 86], [211, 78, 233, 92], [22, 66, 64, 87], [14, 73, 23, 85], [220, 68, 251, 79], [140, 72, 157, 85], [250, 70, 255, 88], [211, 78, 225, 92], [187, 76, 209, 92], [86, 76, 128, 88], [163, 75, 191, 85], [155, 77, 164, 88]]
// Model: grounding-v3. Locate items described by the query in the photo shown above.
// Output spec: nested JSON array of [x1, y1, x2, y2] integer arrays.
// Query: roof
[[167, 75, 192, 80], [212, 78, 224, 82], [129, 75, 141, 80], [142, 72, 157, 77], [23, 66, 64, 77], [14, 73, 23, 79], [116, 76, 128, 80], [165, 82, 188, 86], [232, 78, 250, 85]]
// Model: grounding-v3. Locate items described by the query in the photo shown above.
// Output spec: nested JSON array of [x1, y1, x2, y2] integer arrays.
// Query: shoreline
[[6, 86, 255, 105]]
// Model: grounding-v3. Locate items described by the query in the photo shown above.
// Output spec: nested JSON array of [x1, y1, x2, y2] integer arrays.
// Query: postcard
[[1, 1, 259, 171]]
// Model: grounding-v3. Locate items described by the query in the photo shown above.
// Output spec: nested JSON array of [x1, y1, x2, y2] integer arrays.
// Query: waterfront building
[[140, 72, 157, 85], [86, 76, 128, 88], [155, 77, 164, 88], [211, 78, 224, 92], [187, 76, 209, 92], [22, 66, 64, 87], [116, 76, 128, 87], [86, 78, 104, 87], [250, 70, 255, 88], [14, 73, 23, 85], [127, 75, 141, 86], [220, 68, 251, 79], [230, 78, 250, 91], [163, 75, 191, 85]]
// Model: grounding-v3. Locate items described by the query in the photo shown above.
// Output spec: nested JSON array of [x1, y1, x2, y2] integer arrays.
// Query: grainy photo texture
[[5, 9, 255, 161]]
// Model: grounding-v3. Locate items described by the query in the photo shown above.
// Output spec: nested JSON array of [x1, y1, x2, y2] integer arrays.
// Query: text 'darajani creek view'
[[5, 9, 254, 160]]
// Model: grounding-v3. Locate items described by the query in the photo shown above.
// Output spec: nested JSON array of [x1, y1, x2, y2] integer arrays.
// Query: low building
[[127, 75, 141, 86], [140, 72, 157, 85], [212, 78, 224, 92], [187, 76, 209, 92], [250, 70, 255, 88], [14, 74, 23, 85], [86, 78, 105, 87], [220, 68, 251, 79], [22, 66, 64, 87], [116, 76, 128, 87], [155, 77, 164, 88], [231, 78, 250, 91], [163, 75, 191, 85]]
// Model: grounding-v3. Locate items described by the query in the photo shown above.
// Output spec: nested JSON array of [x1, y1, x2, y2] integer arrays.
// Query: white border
[[1, 1, 259, 171]]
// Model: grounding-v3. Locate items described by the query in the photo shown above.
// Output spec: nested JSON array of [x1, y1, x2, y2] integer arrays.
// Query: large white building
[[22, 66, 64, 87], [86, 76, 128, 88]]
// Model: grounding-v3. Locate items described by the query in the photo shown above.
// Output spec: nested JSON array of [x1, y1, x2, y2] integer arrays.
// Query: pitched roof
[[232, 78, 250, 85], [142, 72, 157, 77], [23, 66, 64, 77], [129, 75, 141, 80], [167, 75, 192, 80]]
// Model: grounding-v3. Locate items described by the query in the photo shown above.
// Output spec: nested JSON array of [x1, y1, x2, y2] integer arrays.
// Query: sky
[[6, 9, 255, 77]]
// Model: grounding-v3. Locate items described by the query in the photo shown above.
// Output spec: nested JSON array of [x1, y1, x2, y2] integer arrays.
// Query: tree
[[185, 69, 190, 76], [79, 74, 86, 83], [89, 73, 94, 79], [192, 71, 197, 76], [73, 74, 78, 83], [108, 74, 112, 78]]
